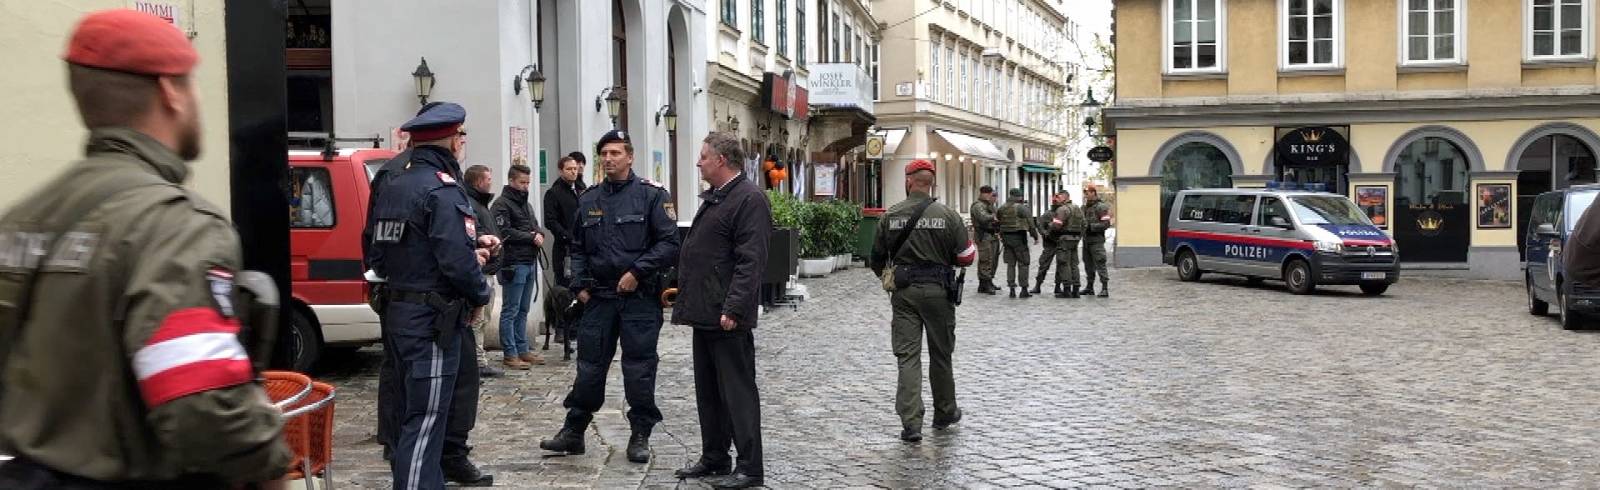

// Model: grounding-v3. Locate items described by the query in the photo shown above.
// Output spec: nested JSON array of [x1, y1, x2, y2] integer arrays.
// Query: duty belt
[[391, 290, 459, 306]]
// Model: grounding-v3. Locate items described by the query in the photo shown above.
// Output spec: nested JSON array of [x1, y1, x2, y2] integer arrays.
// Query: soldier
[[1031, 192, 1069, 295], [870, 159, 976, 442], [1051, 193, 1087, 298], [968, 186, 1001, 294], [0, 10, 291, 488], [367, 102, 498, 489], [541, 130, 681, 464], [1081, 185, 1114, 298], [996, 188, 1040, 298]]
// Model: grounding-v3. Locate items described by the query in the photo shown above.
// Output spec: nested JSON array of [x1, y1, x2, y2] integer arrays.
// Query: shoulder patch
[[641, 178, 668, 190], [436, 171, 457, 185], [206, 267, 235, 318]]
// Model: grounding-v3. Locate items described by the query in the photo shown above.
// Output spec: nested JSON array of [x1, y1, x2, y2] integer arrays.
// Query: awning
[[881, 129, 907, 155], [1020, 164, 1060, 174], [932, 130, 1007, 161]]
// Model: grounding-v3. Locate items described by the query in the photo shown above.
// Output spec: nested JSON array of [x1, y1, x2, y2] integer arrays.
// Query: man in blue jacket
[[540, 130, 680, 464]]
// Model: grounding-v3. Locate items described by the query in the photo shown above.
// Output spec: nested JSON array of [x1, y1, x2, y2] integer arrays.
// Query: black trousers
[[562, 294, 663, 431], [551, 244, 570, 287], [377, 309, 480, 462], [692, 328, 763, 477]]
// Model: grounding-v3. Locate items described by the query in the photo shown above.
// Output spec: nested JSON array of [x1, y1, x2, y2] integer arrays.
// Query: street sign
[[1088, 146, 1114, 163]]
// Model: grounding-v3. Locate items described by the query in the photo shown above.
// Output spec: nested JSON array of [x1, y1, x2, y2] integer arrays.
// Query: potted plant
[[766, 191, 802, 288], [797, 200, 834, 277]]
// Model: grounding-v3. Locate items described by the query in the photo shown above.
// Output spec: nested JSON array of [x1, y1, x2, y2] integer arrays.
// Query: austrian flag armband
[[956, 240, 977, 267], [133, 306, 253, 408]]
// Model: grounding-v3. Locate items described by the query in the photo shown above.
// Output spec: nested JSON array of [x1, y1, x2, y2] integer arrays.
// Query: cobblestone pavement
[[321, 264, 1600, 488]]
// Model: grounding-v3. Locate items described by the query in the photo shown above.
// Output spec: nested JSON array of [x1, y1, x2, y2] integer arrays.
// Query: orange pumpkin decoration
[[762, 160, 776, 173]]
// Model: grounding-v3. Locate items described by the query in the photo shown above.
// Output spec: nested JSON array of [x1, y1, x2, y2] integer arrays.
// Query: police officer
[[968, 186, 1001, 294], [1031, 192, 1069, 295], [1081, 185, 1113, 298], [540, 130, 681, 464], [366, 102, 497, 489], [870, 159, 976, 442], [996, 188, 1040, 298], [0, 10, 291, 488], [1051, 193, 1087, 298]]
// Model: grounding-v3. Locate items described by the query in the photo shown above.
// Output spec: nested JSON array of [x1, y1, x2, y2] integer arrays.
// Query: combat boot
[[1008, 286, 1016, 298], [442, 455, 494, 487], [539, 425, 587, 455], [1054, 282, 1069, 298], [979, 279, 996, 295], [627, 430, 652, 463], [1070, 285, 1081, 298], [1097, 283, 1109, 298], [1080, 284, 1095, 297], [1030, 279, 1044, 295], [1018, 287, 1031, 298]]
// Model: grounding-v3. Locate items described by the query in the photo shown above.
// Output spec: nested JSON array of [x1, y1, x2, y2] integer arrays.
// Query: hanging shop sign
[[762, 72, 810, 120], [1088, 146, 1114, 163]]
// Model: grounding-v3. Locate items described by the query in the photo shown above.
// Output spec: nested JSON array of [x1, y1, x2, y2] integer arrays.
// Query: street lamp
[[514, 64, 546, 109], [1080, 88, 1104, 138], [655, 105, 677, 133], [412, 57, 436, 106]]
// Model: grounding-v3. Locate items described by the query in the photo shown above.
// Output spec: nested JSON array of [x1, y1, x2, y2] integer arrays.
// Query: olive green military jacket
[[996, 198, 1039, 239], [1051, 203, 1087, 240], [871, 192, 974, 274], [1083, 199, 1113, 238], [0, 128, 290, 483], [968, 200, 998, 238]]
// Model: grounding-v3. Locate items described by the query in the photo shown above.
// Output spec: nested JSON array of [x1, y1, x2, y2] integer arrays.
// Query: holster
[[425, 292, 467, 348], [894, 264, 955, 294], [231, 271, 281, 374], [950, 269, 966, 305]]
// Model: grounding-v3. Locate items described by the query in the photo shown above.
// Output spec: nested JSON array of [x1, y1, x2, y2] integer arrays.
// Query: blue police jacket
[[366, 145, 490, 306], [571, 171, 681, 296]]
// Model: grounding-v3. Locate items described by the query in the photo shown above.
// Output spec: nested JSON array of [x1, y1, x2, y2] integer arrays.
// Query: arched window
[[1394, 137, 1469, 207], [1159, 142, 1234, 252]]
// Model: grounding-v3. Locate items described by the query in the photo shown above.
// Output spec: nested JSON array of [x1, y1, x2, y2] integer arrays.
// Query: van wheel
[[1283, 259, 1316, 295], [1559, 288, 1586, 330], [1358, 283, 1389, 296], [1528, 275, 1549, 316], [281, 308, 323, 372], [1176, 250, 1202, 282]]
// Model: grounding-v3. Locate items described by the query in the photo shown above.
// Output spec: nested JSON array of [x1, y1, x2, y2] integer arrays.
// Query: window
[[982, 60, 992, 116], [1528, 0, 1592, 60], [1289, 196, 1369, 225], [831, 13, 841, 61], [1394, 137, 1469, 207], [1280, 0, 1342, 69], [290, 168, 335, 228], [871, 43, 880, 100], [843, 24, 853, 62], [777, 0, 788, 57], [816, 1, 828, 62], [946, 44, 956, 103], [930, 38, 941, 102], [959, 49, 969, 110], [1259, 197, 1291, 227], [797, 2, 807, 65], [1401, 0, 1462, 64], [722, 0, 737, 28], [752, 0, 765, 44]]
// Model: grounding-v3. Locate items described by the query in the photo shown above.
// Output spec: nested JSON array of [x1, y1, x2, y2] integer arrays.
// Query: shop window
[[1394, 137, 1469, 207], [1279, 0, 1342, 70], [290, 168, 335, 228], [1402, 0, 1463, 65], [1527, 0, 1592, 60], [1166, 0, 1226, 74]]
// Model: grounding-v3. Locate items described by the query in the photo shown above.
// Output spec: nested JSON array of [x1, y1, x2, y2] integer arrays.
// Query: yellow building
[[1106, 0, 1600, 279]]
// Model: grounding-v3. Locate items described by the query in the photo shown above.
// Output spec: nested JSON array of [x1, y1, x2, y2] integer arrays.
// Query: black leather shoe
[[901, 427, 923, 442], [707, 472, 766, 489], [626, 431, 651, 463], [933, 409, 963, 430], [675, 462, 732, 479], [479, 363, 504, 378], [539, 427, 586, 455], [442, 457, 494, 486], [381, 444, 392, 462]]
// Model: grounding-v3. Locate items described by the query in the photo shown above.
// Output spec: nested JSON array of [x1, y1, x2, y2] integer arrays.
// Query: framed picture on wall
[[1354, 185, 1389, 229], [1477, 183, 1513, 229]]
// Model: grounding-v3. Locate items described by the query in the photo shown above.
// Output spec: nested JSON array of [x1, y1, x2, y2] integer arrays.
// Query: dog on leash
[[542, 284, 582, 360]]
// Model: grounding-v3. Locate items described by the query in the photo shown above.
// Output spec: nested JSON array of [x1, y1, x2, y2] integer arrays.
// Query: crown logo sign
[[1417, 215, 1443, 231], [1301, 129, 1326, 142]]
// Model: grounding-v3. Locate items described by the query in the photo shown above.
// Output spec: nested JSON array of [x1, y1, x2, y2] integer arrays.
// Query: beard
[[177, 114, 202, 161]]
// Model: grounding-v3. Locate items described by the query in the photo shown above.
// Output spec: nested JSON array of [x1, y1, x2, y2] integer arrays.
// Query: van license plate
[[1361, 272, 1386, 280]]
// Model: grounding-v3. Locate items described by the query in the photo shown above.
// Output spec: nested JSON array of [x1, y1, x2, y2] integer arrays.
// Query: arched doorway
[[1158, 139, 1236, 252], [667, 14, 681, 211], [610, 0, 629, 131], [1392, 137, 1471, 262], [1515, 130, 1599, 255]]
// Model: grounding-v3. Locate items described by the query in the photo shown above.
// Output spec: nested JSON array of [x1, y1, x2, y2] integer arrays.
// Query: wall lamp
[[513, 64, 546, 109], [655, 105, 677, 133]]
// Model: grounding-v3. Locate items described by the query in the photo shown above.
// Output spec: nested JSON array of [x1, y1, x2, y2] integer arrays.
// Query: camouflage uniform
[[1051, 201, 1087, 297], [968, 199, 1000, 292], [995, 190, 1039, 295], [1082, 197, 1113, 296], [1033, 203, 1064, 293]]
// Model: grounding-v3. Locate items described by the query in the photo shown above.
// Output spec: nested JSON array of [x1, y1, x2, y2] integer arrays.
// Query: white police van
[[1164, 184, 1400, 295]]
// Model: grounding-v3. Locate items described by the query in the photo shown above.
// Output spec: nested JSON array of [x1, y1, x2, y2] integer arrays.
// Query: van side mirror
[[1536, 223, 1559, 237], [1268, 216, 1293, 228]]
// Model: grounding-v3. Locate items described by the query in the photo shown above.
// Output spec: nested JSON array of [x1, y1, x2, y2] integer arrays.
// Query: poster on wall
[[1355, 186, 1389, 229], [509, 127, 528, 167], [1477, 183, 1512, 229], [814, 164, 837, 197], [652, 151, 664, 184]]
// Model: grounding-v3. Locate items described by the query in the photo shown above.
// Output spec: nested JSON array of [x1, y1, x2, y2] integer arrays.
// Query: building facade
[[1107, 0, 1600, 280], [874, 0, 1078, 214]]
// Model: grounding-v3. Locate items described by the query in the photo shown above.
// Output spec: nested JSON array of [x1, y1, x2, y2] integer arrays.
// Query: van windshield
[[1567, 190, 1599, 231], [1289, 196, 1371, 226]]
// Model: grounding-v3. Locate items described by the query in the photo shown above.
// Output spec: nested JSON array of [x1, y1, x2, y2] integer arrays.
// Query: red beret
[[906, 159, 936, 175], [63, 9, 197, 76]]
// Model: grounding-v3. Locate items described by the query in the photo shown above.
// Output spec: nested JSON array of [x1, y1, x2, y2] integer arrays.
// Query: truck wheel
[[1283, 259, 1316, 295], [1176, 250, 1202, 282], [1528, 275, 1549, 316], [1358, 283, 1389, 296], [283, 307, 323, 372]]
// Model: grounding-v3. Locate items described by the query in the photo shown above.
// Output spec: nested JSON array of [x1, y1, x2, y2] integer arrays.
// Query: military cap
[[1008, 188, 1024, 198], [595, 129, 632, 154], [401, 102, 466, 141], [979, 185, 995, 194], [64, 10, 198, 76], [905, 159, 936, 175]]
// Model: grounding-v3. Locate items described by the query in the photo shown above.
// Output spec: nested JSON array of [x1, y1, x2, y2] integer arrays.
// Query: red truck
[[285, 136, 395, 371]]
